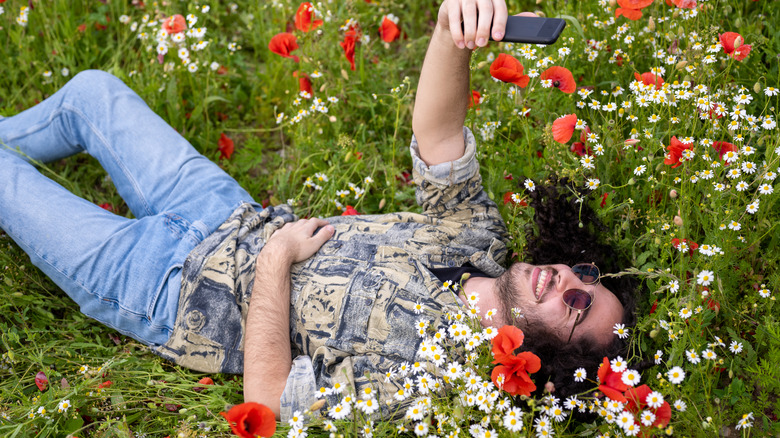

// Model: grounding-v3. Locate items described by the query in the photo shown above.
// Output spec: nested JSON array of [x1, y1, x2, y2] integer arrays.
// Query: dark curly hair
[[506, 177, 638, 401]]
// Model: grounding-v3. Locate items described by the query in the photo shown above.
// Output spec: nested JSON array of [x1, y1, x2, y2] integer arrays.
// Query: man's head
[[495, 262, 624, 347], [499, 176, 638, 399]]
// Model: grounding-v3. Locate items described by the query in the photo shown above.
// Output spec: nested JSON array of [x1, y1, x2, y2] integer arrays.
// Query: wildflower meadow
[[1, 0, 779, 436]]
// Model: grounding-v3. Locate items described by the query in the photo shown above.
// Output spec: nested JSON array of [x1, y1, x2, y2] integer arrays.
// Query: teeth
[[536, 270, 549, 298]]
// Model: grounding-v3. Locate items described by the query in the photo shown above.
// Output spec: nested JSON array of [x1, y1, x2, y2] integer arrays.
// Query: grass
[[1, 0, 780, 436]]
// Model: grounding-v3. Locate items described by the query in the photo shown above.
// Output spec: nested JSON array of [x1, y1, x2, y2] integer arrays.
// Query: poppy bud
[[649, 329, 658, 338], [676, 60, 688, 70], [754, 82, 761, 93], [378, 198, 386, 210], [733, 35, 743, 49], [672, 9, 679, 19], [673, 215, 683, 227], [536, 0, 542, 4], [648, 17, 655, 32], [628, 178, 636, 185], [609, 0, 617, 7], [669, 189, 678, 198], [309, 399, 327, 411]]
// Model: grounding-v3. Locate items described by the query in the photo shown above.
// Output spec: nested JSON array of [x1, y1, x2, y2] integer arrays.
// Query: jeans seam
[[61, 102, 155, 217]]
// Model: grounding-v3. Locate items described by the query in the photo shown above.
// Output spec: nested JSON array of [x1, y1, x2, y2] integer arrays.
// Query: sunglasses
[[563, 263, 601, 343]]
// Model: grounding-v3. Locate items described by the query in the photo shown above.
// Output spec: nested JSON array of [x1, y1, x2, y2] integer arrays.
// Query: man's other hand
[[438, 0, 508, 50], [264, 218, 335, 264]]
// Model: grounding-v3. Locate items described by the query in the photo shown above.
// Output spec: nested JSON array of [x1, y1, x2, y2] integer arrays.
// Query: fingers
[[312, 223, 335, 246], [490, 0, 508, 41], [446, 0, 508, 48], [447, 1, 465, 49], [474, 0, 493, 47], [461, 0, 477, 49]]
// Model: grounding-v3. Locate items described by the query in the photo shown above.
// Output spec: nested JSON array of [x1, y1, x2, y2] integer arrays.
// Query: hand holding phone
[[461, 15, 566, 46], [493, 15, 566, 45]]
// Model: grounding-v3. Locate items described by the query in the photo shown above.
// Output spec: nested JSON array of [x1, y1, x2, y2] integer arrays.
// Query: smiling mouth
[[532, 268, 552, 301]]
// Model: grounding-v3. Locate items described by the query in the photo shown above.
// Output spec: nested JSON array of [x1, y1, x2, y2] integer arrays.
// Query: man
[[0, 0, 634, 423]]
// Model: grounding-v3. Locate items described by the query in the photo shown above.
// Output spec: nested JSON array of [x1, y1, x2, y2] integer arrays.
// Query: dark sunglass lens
[[573, 264, 599, 284], [563, 289, 592, 310]]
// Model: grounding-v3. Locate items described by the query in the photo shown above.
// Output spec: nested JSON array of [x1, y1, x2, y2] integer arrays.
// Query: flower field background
[[1, 0, 779, 436]]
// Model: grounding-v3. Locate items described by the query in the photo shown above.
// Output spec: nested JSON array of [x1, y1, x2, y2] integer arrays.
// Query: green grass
[[2, 0, 780, 436]]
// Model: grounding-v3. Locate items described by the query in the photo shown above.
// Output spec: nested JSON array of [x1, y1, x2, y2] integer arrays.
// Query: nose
[[553, 264, 591, 292]]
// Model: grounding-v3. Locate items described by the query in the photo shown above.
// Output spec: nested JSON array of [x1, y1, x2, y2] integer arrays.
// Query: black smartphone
[[491, 16, 566, 45]]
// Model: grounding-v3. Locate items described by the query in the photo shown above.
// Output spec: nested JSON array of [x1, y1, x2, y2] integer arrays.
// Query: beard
[[495, 263, 560, 332]]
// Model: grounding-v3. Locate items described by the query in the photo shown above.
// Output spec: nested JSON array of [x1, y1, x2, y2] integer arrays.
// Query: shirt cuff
[[410, 126, 479, 186], [280, 355, 319, 422]]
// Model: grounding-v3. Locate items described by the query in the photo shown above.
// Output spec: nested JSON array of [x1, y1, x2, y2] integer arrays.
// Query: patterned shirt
[[153, 127, 510, 420]]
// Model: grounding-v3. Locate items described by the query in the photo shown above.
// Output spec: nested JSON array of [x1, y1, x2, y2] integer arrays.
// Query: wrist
[[257, 242, 294, 268]]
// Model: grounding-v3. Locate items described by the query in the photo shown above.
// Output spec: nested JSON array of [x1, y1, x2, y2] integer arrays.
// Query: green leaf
[[556, 14, 585, 41]]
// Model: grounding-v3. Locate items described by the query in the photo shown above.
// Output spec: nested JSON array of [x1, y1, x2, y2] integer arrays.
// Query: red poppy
[[671, 0, 697, 8], [220, 402, 276, 438], [469, 90, 482, 109], [649, 299, 658, 315], [269, 32, 300, 62], [490, 54, 529, 88], [552, 114, 577, 144], [600, 192, 609, 208], [634, 72, 664, 89], [77, 23, 87, 32], [671, 237, 698, 256], [99, 203, 115, 212], [625, 385, 672, 428], [295, 2, 323, 32], [340, 29, 358, 70], [217, 65, 228, 75], [162, 14, 186, 34], [342, 205, 359, 216], [712, 141, 737, 160], [97, 380, 113, 389], [218, 133, 235, 160], [35, 371, 48, 391], [614, 0, 653, 20], [294, 71, 313, 97], [491, 325, 525, 363], [570, 127, 593, 156], [597, 357, 629, 402], [491, 351, 541, 396], [502, 191, 528, 207], [707, 299, 721, 314], [720, 32, 752, 61], [379, 16, 401, 43], [663, 136, 690, 168], [194, 377, 214, 392], [540, 66, 576, 93]]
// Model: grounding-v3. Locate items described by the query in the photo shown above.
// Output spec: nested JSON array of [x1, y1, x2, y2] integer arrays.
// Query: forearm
[[243, 247, 293, 420], [412, 24, 472, 166]]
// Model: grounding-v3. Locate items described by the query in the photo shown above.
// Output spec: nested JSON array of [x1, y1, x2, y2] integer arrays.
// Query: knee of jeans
[[68, 70, 124, 98]]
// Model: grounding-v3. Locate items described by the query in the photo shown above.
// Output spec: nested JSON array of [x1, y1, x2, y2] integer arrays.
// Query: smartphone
[[491, 16, 566, 45]]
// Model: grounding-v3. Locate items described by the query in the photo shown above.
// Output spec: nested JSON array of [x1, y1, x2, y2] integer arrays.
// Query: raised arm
[[412, 0, 508, 166], [243, 218, 334, 419]]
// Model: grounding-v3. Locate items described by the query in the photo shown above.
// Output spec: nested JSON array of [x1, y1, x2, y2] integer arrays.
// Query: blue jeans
[[0, 70, 258, 346]]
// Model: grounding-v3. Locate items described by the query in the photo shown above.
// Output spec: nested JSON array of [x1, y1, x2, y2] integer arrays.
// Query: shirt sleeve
[[409, 126, 480, 189], [280, 355, 319, 422], [409, 126, 509, 250]]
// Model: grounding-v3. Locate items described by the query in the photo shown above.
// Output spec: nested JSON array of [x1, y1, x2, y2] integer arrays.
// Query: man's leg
[[0, 70, 257, 345], [0, 69, 257, 226], [0, 148, 191, 345]]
